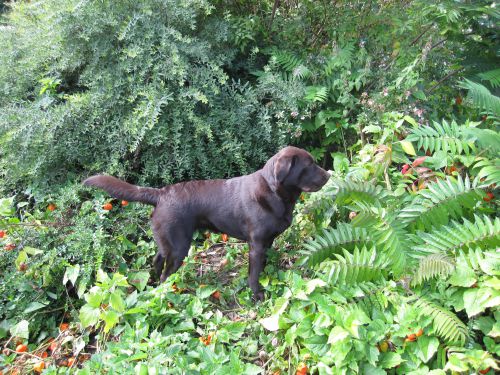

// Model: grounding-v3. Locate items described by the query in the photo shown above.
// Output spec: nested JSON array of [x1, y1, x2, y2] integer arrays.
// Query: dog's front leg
[[248, 240, 268, 301]]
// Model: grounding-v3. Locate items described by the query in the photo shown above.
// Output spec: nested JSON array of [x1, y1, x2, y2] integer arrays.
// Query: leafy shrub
[[0, 0, 302, 192]]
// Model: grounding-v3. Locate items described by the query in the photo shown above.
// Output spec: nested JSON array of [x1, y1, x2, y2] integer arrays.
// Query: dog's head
[[265, 146, 330, 193]]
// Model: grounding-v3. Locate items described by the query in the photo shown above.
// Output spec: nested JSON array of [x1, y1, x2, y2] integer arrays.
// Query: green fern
[[271, 50, 304, 72], [398, 176, 484, 230], [459, 78, 500, 116], [412, 215, 500, 256], [330, 179, 390, 207], [316, 247, 387, 284], [406, 120, 475, 155], [413, 298, 468, 345], [478, 68, 500, 88], [324, 44, 355, 75], [471, 158, 500, 187], [411, 254, 455, 286], [299, 223, 374, 266], [455, 247, 500, 276], [304, 85, 328, 103]]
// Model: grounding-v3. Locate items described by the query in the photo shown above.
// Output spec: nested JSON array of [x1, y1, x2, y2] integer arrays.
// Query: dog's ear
[[274, 154, 296, 183]]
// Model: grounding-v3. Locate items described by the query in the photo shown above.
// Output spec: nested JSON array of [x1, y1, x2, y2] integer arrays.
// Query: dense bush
[[0, 0, 303, 192]]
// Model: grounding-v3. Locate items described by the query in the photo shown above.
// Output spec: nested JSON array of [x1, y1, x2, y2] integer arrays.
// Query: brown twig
[[426, 68, 465, 94]]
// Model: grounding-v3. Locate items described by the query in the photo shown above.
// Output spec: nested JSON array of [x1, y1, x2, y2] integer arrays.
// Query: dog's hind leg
[[153, 224, 192, 283]]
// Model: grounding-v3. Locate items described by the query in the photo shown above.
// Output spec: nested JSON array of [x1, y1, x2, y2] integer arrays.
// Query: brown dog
[[84, 146, 330, 300]]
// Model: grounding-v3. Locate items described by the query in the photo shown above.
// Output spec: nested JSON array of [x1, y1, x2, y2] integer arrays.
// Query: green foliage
[[412, 254, 455, 287], [406, 120, 476, 155], [459, 79, 500, 116], [317, 247, 387, 284], [412, 298, 468, 346], [0, 0, 299, 191]]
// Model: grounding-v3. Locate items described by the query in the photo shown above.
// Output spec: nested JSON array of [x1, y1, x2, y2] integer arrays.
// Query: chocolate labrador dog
[[84, 146, 330, 300]]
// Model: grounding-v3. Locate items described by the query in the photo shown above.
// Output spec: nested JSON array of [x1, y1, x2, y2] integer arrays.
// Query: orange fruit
[[49, 341, 57, 352], [47, 203, 56, 212], [68, 357, 76, 367], [406, 333, 417, 342], [416, 328, 423, 337], [221, 233, 229, 242], [15, 344, 28, 353], [33, 361, 45, 373], [296, 362, 308, 375], [212, 290, 221, 300], [41, 351, 48, 358], [59, 323, 69, 331], [479, 367, 490, 374], [102, 202, 113, 211], [483, 192, 494, 202], [19, 263, 27, 272], [0, 230, 5, 238], [121, 200, 128, 207]]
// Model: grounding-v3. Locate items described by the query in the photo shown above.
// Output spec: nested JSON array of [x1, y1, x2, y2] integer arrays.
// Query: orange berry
[[68, 357, 76, 367], [15, 344, 28, 353], [47, 203, 56, 212], [121, 200, 128, 207], [59, 323, 69, 331], [483, 192, 494, 202], [33, 361, 45, 373], [406, 333, 417, 342], [49, 341, 57, 352], [221, 233, 229, 242], [41, 351, 48, 358], [102, 202, 113, 211], [0, 230, 5, 238], [416, 328, 423, 337], [212, 290, 221, 300], [296, 362, 308, 375]]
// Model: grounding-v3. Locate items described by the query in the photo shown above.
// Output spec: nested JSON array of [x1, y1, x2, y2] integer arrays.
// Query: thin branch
[[426, 68, 465, 94], [410, 23, 435, 46]]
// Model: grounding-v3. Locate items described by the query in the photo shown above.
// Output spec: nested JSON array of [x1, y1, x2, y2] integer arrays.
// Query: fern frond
[[304, 85, 328, 103], [413, 298, 468, 345], [478, 68, 500, 88], [351, 283, 389, 316], [406, 120, 475, 155], [299, 223, 374, 266], [330, 179, 390, 207], [317, 247, 387, 284], [398, 176, 484, 230], [411, 254, 455, 286], [324, 44, 355, 75], [471, 157, 500, 186], [459, 78, 500, 116], [461, 127, 500, 155], [412, 215, 500, 256], [272, 50, 303, 72]]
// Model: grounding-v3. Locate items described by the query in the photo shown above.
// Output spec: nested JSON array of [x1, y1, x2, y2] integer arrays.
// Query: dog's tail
[[83, 175, 161, 206]]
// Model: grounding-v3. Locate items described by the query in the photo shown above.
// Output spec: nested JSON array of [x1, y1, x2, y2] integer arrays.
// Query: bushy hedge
[[0, 0, 303, 193]]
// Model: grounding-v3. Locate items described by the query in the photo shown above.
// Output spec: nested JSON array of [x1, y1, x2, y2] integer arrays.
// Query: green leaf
[[109, 290, 125, 313], [379, 352, 402, 369], [79, 305, 100, 328], [23, 302, 48, 314], [0, 196, 15, 216], [23, 247, 43, 255], [196, 284, 218, 299], [128, 271, 149, 292], [101, 310, 120, 333], [63, 264, 80, 287], [15, 251, 27, 270], [463, 287, 500, 317], [448, 264, 476, 287], [84, 286, 104, 308], [10, 320, 29, 340], [400, 140, 416, 156], [417, 336, 439, 363], [327, 326, 349, 344]]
